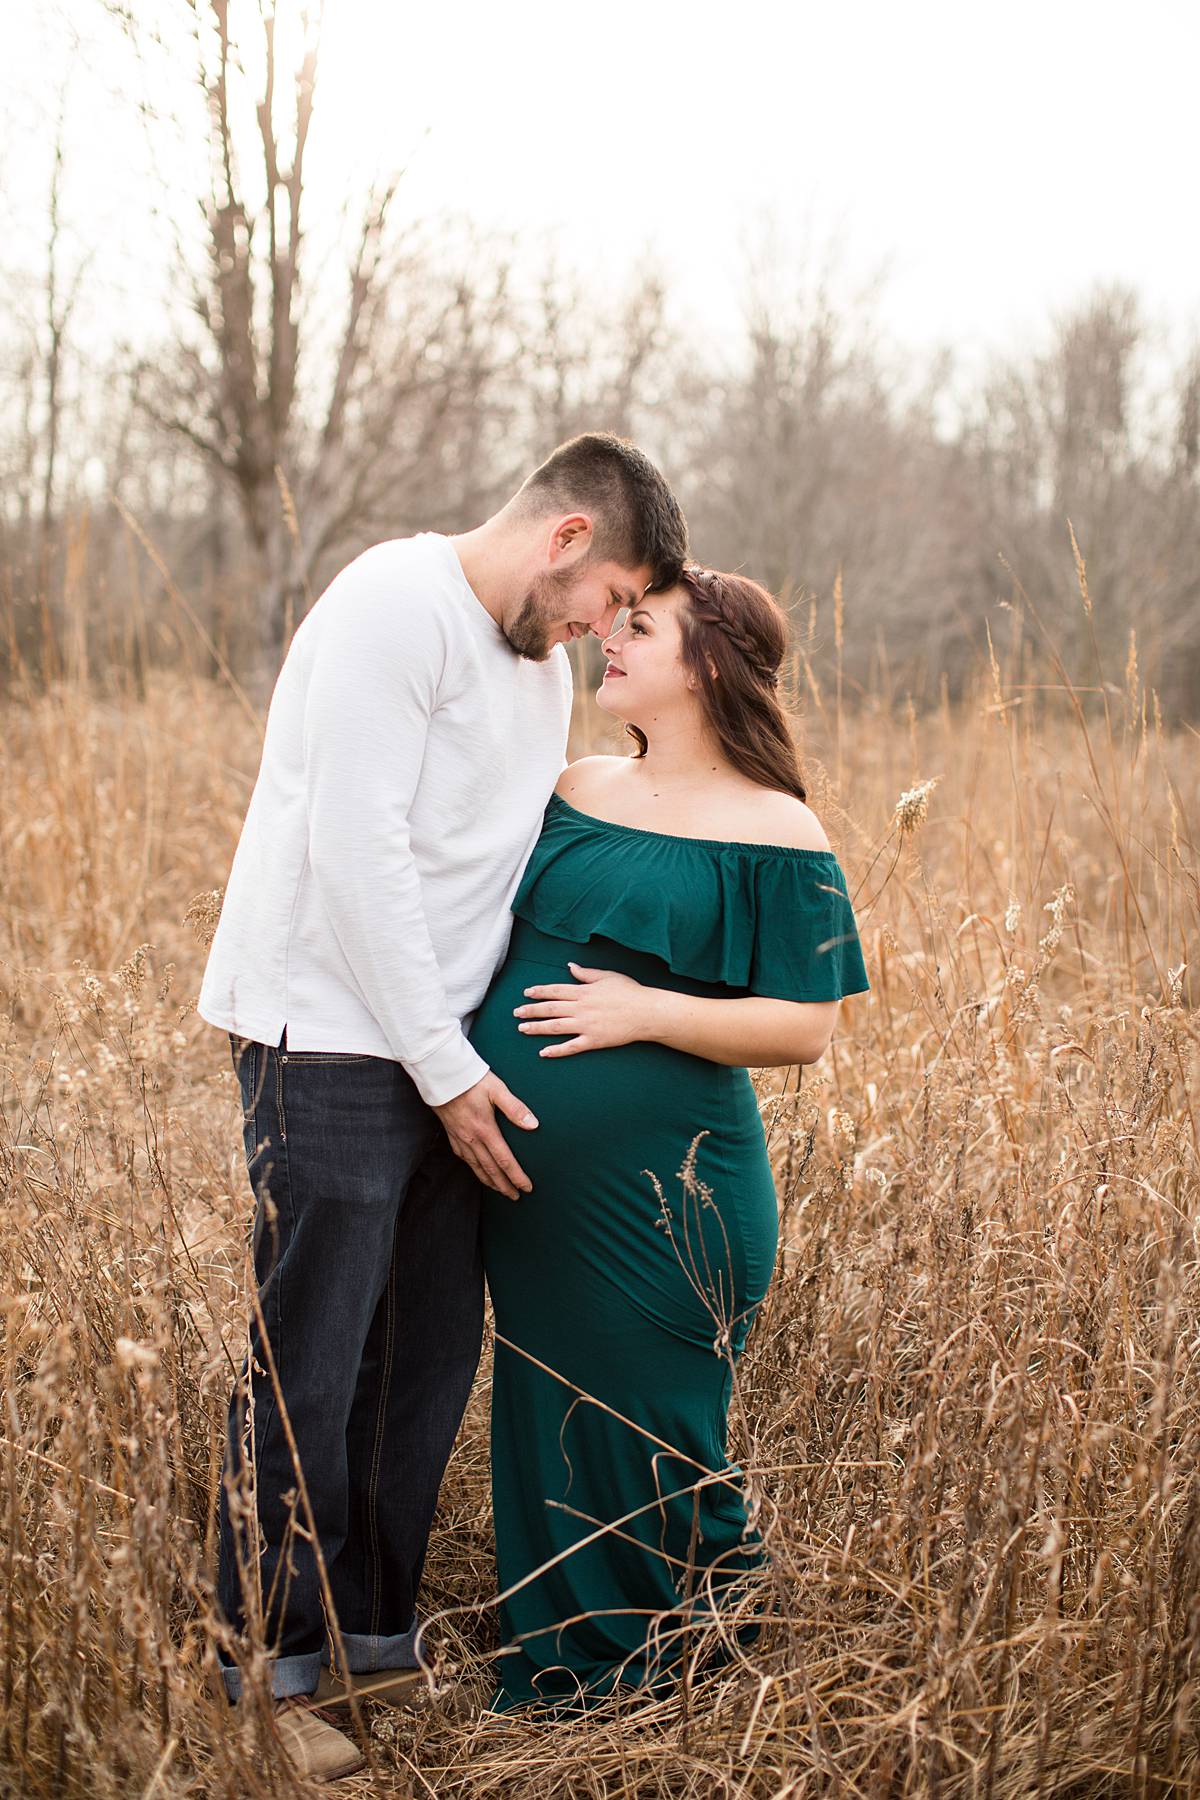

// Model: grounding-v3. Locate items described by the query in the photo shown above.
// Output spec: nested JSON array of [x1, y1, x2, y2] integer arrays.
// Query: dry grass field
[[1, 563, 1197, 1797]]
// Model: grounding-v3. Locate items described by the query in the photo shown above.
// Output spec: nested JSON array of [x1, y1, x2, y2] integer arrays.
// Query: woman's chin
[[594, 682, 621, 715]]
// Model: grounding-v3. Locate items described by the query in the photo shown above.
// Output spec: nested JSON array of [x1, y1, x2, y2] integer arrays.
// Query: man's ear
[[547, 514, 593, 564]]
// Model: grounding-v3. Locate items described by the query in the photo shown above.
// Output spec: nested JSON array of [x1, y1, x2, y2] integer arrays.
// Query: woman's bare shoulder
[[554, 755, 632, 805], [740, 788, 833, 853]]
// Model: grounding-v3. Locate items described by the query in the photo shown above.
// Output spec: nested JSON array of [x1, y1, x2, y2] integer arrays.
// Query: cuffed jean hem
[[219, 1649, 323, 1704], [327, 1618, 421, 1674]]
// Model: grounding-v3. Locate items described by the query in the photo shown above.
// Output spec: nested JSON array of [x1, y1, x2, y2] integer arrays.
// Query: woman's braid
[[685, 566, 781, 687], [627, 562, 805, 799]]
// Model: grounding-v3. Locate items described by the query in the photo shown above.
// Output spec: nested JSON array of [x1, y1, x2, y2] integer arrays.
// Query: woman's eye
[[631, 621, 646, 635]]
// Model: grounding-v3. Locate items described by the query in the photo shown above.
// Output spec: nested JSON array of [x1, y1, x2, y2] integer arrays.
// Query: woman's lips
[[602, 665, 626, 680]]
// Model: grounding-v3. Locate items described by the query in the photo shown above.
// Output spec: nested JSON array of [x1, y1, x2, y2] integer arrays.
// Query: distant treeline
[[1, 4, 1196, 717]]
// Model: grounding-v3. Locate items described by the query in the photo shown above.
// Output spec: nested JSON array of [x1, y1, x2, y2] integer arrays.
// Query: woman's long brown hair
[[624, 566, 807, 802]]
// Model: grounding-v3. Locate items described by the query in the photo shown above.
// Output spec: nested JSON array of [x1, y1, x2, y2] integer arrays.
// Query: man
[[199, 434, 688, 1779]]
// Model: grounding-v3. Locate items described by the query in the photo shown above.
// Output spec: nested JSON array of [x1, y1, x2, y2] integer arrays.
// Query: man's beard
[[504, 566, 583, 661]]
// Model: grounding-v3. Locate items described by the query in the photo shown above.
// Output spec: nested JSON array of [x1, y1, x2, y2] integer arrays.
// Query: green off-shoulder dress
[[467, 793, 870, 1712]]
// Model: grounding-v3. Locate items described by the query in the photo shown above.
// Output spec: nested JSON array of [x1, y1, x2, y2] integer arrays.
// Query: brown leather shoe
[[272, 1696, 365, 1782], [314, 1664, 427, 1711]]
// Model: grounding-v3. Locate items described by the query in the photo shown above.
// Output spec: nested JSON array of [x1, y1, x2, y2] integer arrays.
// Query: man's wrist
[[433, 1067, 491, 1114], [404, 1034, 489, 1108]]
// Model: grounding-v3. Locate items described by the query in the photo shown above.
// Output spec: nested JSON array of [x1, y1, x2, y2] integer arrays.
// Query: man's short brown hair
[[512, 433, 688, 591]]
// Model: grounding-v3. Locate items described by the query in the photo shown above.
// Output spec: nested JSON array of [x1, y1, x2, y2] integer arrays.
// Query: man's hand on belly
[[434, 1073, 539, 1201]]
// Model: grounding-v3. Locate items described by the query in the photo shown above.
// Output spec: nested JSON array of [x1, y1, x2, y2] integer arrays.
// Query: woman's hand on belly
[[515, 967, 839, 1070], [512, 962, 663, 1058]]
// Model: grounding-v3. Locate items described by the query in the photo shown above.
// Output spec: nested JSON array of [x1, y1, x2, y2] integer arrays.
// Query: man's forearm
[[308, 837, 487, 1105]]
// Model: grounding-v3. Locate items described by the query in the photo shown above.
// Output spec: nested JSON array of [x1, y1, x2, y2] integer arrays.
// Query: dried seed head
[[1038, 882, 1076, 955], [830, 1108, 856, 1147], [117, 942, 154, 997], [184, 888, 224, 948], [891, 777, 941, 839], [1068, 519, 1092, 617]]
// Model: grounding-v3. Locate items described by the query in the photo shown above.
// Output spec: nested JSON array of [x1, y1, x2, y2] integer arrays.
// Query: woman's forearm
[[641, 987, 838, 1068]]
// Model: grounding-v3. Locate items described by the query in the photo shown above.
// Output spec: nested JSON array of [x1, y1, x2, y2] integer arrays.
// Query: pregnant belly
[[469, 927, 746, 1178], [468, 920, 779, 1326]]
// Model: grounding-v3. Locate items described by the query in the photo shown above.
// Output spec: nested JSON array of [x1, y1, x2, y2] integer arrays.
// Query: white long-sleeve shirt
[[197, 532, 573, 1106]]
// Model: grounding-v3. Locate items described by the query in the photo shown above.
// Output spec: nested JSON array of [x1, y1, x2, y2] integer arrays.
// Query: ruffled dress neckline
[[546, 791, 841, 860], [509, 790, 871, 1006]]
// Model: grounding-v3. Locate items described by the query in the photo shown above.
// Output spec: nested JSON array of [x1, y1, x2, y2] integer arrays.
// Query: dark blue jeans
[[217, 1027, 483, 1701]]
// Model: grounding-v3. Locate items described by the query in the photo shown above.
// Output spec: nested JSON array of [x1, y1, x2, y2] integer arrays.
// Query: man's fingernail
[[523, 1113, 538, 1127]]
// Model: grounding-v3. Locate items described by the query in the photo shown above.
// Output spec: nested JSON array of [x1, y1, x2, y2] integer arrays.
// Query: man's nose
[[593, 600, 621, 638]]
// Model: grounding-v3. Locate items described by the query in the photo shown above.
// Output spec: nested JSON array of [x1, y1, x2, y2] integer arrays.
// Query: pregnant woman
[[467, 564, 870, 1712]]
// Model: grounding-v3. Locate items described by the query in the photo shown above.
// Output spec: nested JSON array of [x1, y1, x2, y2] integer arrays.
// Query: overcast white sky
[[4, 0, 1197, 390]]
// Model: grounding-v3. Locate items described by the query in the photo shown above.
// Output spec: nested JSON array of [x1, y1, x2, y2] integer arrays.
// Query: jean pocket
[[277, 1051, 375, 1064]]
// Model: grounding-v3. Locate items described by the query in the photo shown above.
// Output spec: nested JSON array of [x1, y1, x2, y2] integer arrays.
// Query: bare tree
[[1175, 351, 1200, 480], [505, 260, 672, 455], [114, 0, 514, 667], [663, 241, 992, 704], [0, 88, 90, 562], [38, 101, 90, 554], [963, 284, 1200, 713]]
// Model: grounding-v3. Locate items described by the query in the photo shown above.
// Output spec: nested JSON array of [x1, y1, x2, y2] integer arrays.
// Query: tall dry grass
[[1, 552, 1197, 1797]]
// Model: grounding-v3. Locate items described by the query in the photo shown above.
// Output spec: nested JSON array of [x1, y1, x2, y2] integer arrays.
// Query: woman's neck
[[627, 713, 728, 790]]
